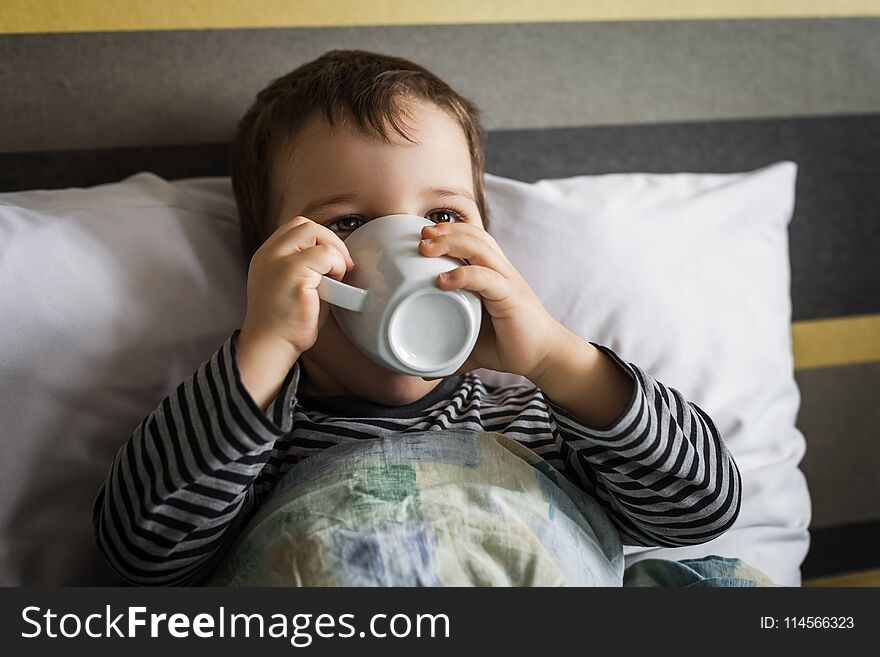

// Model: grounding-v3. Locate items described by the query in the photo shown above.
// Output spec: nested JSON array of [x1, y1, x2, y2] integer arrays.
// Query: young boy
[[93, 50, 741, 586]]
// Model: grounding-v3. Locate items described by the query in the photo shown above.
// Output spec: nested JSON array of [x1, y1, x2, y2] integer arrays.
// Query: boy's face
[[270, 99, 483, 405]]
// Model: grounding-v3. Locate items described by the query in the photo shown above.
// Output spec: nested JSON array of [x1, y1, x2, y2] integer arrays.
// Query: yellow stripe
[[803, 566, 880, 587], [792, 313, 880, 370], [3, 1, 880, 34]]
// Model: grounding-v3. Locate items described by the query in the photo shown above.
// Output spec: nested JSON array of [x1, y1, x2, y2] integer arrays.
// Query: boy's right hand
[[236, 216, 354, 409]]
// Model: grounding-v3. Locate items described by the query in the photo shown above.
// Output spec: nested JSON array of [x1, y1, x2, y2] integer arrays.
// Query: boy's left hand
[[418, 221, 564, 381]]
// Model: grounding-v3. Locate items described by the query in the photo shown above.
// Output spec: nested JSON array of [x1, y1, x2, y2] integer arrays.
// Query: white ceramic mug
[[316, 214, 481, 377]]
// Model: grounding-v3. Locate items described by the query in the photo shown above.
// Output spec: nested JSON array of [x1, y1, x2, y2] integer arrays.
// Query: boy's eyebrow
[[301, 192, 359, 216], [300, 187, 476, 217], [426, 187, 476, 204]]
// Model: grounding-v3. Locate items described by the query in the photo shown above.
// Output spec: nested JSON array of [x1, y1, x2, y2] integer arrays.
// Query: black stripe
[[301, 414, 413, 432], [293, 421, 380, 441], [158, 399, 194, 489], [500, 426, 554, 437], [186, 520, 235, 541], [149, 416, 186, 491], [288, 434, 342, 449], [184, 481, 238, 505], [239, 451, 274, 466], [489, 413, 553, 427], [506, 436, 558, 449], [480, 403, 549, 422], [162, 490, 243, 521]]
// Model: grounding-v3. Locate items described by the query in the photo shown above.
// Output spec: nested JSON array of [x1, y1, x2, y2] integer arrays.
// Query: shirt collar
[[297, 364, 464, 419]]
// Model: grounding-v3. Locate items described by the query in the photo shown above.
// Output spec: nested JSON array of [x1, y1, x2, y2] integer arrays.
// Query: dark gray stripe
[[802, 520, 880, 579], [0, 143, 231, 193], [3, 113, 877, 322], [796, 360, 880, 530], [1, 17, 880, 152]]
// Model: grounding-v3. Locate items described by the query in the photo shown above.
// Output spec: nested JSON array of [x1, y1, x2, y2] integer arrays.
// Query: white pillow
[[0, 163, 810, 586], [477, 162, 810, 586], [0, 174, 247, 584]]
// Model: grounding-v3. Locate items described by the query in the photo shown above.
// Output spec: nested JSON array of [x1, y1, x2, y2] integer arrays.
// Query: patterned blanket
[[207, 430, 775, 587]]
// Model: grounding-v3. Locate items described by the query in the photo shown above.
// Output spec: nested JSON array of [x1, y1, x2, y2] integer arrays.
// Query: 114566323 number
[[783, 617, 854, 629]]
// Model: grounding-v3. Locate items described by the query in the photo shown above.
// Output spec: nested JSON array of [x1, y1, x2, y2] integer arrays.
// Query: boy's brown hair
[[230, 49, 489, 262]]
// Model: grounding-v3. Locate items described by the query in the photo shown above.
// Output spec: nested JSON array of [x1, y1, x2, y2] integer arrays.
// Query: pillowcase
[[0, 162, 809, 586], [0, 174, 247, 584], [476, 162, 810, 586]]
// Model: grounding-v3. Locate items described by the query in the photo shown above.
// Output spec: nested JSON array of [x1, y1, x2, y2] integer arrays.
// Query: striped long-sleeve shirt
[[93, 330, 741, 585]]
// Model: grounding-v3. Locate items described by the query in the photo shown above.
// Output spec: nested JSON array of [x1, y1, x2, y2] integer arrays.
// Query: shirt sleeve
[[92, 329, 300, 585], [543, 343, 742, 548]]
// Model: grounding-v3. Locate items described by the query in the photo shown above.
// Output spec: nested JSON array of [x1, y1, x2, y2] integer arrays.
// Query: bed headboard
[[2, 3, 879, 579]]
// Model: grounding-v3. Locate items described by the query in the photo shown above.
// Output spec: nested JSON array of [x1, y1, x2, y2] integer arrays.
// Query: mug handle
[[316, 275, 368, 312]]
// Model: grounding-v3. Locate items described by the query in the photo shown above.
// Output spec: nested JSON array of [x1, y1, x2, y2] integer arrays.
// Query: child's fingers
[[435, 265, 508, 302], [422, 221, 506, 253], [271, 216, 354, 269], [262, 215, 311, 248], [419, 231, 511, 276], [260, 215, 320, 258], [291, 243, 350, 283]]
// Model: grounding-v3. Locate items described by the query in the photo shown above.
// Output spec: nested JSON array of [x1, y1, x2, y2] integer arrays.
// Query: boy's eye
[[427, 208, 463, 224], [327, 215, 365, 235]]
